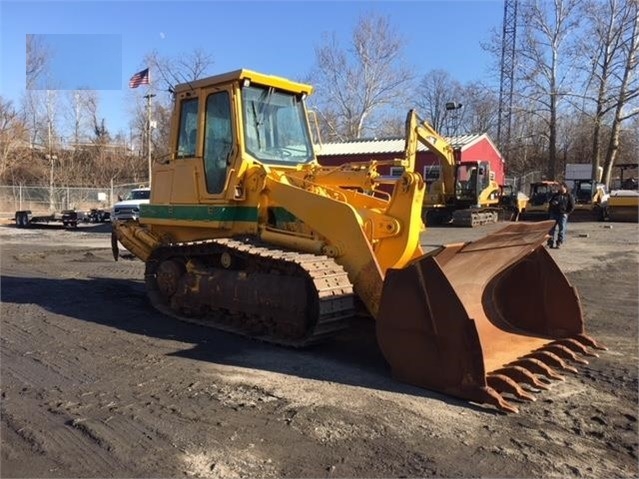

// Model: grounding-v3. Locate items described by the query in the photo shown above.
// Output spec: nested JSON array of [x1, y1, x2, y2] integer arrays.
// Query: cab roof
[[173, 69, 313, 96]]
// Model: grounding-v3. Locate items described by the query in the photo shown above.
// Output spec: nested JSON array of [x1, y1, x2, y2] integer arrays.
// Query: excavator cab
[[113, 69, 603, 413], [455, 161, 492, 205]]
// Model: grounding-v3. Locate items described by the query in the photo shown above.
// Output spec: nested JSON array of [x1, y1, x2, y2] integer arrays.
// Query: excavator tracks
[[145, 237, 356, 347], [452, 208, 500, 227]]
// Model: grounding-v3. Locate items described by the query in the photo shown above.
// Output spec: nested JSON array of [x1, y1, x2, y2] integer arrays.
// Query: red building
[[316, 133, 505, 186]]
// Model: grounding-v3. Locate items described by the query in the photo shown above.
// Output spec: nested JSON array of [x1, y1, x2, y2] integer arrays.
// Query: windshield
[[456, 164, 479, 200], [241, 85, 314, 165], [126, 190, 150, 201]]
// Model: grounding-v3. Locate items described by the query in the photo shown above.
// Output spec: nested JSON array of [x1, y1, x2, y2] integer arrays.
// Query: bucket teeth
[[511, 358, 565, 381], [574, 333, 608, 351], [492, 366, 549, 390], [487, 374, 536, 402], [526, 351, 579, 373], [543, 344, 589, 364], [477, 386, 519, 414], [553, 338, 598, 357]]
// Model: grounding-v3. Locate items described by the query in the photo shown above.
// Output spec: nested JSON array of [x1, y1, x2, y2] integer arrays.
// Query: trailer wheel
[[16, 212, 26, 228]]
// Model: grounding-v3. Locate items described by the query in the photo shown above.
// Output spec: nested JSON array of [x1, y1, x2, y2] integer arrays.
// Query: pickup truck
[[111, 187, 150, 221]]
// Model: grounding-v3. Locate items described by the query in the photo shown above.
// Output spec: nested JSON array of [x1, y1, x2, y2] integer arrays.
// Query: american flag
[[129, 68, 150, 88]]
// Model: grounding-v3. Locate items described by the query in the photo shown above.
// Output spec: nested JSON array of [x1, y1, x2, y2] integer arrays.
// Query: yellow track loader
[[112, 69, 604, 413]]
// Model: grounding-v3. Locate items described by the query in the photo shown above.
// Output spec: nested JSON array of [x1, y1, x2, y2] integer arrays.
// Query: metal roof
[[315, 134, 486, 156]]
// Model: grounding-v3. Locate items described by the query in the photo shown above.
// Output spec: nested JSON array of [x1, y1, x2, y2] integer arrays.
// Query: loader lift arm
[[265, 168, 425, 317]]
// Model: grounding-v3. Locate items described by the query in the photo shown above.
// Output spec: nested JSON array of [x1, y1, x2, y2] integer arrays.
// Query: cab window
[[176, 98, 199, 158], [242, 85, 313, 164], [203, 91, 233, 194]]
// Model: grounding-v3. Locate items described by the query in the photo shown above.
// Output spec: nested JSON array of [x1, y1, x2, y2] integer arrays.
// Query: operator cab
[[572, 179, 608, 204], [454, 161, 494, 206], [528, 182, 560, 206], [160, 69, 316, 205]]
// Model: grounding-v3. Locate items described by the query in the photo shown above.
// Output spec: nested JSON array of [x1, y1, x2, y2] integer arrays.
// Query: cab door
[[200, 87, 237, 200]]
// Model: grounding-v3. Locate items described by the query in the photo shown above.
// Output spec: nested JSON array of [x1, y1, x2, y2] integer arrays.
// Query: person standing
[[547, 182, 575, 249]]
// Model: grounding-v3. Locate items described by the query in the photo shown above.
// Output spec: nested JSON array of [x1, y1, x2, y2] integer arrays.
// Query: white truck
[[111, 187, 150, 221]]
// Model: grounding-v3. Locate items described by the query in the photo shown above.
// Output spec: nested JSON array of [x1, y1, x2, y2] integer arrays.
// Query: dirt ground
[[1, 219, 637, 478]]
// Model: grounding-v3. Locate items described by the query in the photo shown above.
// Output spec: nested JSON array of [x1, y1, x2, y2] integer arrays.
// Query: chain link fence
[[0, 182, 150, 214], [505, 171, 543, 197], [2, 173, 547, 214]]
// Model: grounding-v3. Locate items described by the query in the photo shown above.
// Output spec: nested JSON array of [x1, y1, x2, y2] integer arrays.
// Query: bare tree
[[517, 0, 581, 179], [413, 72, 499, 138], [309, 13, 415, 141], [508, 104, 551, 176], [26, 34, 51, 89], [576, 0, 639, 185], [415, 69, 463, 133], [145, 48, 214, 94], [62, 90, 98, 146], [81, 91, 110, 143], [601, 0, 639, 185], [22, 90, 43, 148], [375, 115, 406, 138], [0, 97, 28, 181], [458, 82, 500, 137]]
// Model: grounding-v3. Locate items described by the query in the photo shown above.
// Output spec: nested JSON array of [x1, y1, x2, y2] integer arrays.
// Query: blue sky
[[32, 34, 122, 90], [0, 0, 504, 137]]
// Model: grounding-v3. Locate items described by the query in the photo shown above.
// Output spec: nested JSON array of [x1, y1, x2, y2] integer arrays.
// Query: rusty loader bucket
[[376, 221, 605, 413]]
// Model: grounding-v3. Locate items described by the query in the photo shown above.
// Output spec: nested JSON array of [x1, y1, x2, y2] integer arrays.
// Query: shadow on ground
[[1, 273, 498, 414]]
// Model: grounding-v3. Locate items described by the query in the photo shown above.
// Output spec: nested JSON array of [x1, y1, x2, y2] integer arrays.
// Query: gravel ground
[[1, 219, 637, 478]]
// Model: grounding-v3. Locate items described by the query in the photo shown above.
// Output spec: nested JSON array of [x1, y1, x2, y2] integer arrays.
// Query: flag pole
[[143, 92, 156, 186]]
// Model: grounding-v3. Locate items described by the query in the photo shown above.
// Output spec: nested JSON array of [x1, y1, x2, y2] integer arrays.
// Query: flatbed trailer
[[14, 208, 110, 229]]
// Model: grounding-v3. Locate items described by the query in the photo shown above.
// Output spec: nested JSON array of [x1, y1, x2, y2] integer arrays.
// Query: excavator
[[112, 69, 604, 413], [406, 113, 504, 227]]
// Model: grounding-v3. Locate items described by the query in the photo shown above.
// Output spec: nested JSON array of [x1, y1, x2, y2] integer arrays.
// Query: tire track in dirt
[[1, 395, 126, 475], [1, 223, 637, 478]]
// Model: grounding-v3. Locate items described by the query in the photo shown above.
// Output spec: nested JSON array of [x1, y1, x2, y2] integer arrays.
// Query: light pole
[[144, 93, 156, 185], [46, 154, 58, 211], [445, 102, 463, 137]]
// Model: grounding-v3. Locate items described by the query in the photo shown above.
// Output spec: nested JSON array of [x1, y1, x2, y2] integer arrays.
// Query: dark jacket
[[548, 191, 575, 215]]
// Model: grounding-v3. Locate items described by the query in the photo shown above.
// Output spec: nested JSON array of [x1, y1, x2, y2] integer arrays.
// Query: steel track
[[145, 237, 356, 347]]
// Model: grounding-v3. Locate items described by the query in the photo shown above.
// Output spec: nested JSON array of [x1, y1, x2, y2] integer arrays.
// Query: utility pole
[[46, 89, 56, 211], [144, 93, 156, 186]]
